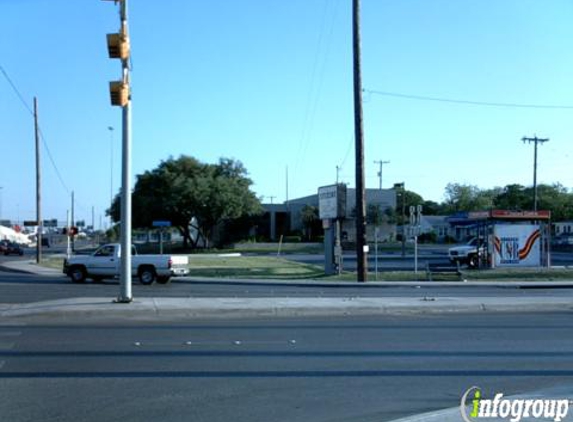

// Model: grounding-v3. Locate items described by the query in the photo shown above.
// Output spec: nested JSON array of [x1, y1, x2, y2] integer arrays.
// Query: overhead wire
[[1, 63, 73, 198], [364, 89, 573, 110]]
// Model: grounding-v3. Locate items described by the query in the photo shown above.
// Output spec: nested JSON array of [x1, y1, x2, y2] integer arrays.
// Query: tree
[[300, 205, 319, 240], [442, 183, 494, 213], [108, 155, 262, 248], [492, 184, 529, 210]]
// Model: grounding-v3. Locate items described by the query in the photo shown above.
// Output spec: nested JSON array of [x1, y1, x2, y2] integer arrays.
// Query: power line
[[364, 89, 573, 110], [0, 65, 34, 115], [1, 64, 71, 196]]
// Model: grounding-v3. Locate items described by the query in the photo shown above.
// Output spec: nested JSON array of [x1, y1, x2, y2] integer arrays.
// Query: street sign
[[152, 220, 171, 227], [318, 184, 346, 220]]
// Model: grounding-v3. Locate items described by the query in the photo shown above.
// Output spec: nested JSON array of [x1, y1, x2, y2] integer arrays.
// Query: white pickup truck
[[63, 243, 189, 285], [448, 238, 487, 268]]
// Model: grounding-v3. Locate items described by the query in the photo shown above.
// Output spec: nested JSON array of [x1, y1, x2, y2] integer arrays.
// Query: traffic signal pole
[[118, 0, 132, 303], [104, 0, 132, 303]]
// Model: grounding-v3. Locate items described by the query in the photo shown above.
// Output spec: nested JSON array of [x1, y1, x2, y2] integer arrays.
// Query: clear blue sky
[[1, 0, 572, 228]]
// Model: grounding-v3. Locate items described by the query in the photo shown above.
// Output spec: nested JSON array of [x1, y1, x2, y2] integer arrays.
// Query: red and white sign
[[493, 224, 541, 267]]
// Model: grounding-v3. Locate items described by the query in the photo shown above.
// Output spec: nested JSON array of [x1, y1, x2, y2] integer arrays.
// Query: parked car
[[448, 237, 487, 268], [3, 242, 24, 256]]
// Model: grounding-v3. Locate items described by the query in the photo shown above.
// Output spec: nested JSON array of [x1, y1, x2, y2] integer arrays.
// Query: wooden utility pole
[[374, 160, 390, 190], [522, 136, 549, 211], [34, 97, 42, 264], [353, 0, 368, 282]]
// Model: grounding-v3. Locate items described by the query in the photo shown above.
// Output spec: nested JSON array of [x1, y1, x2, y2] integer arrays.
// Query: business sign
[[318, 184, 346, 220], [493, 224, 541, 267], [491, 210, 551, 220]]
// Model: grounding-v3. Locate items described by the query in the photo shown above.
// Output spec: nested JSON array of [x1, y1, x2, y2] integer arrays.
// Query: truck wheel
[[138, 267, 156, 285], [157, 276, 171, 284], [70, 266, 87, 283]]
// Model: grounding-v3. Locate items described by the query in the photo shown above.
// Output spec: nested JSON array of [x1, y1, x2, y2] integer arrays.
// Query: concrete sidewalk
[[0, 259, 63, 276]]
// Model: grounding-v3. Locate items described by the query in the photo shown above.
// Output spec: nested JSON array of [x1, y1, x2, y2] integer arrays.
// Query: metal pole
[[34, 97, 42, 264], [108, 126, 114, 223], [118, 0, 133, 303], [71, 190, 75, 252], [375, 227, 379, 280], [414, 235, 418, 274], [353, 0, 368, 282], [66, 210, 71, 260], [401, 183, 406, 257], [533, 140, 538, 211]]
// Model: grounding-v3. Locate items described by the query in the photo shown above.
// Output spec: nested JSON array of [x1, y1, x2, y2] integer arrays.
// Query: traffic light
[[104, 0, 130, 107], [106, 32, 130, 60], [109, 81, 129, 107]]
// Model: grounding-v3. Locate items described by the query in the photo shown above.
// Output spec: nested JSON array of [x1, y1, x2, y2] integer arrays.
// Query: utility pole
[[374, 160, 390, 190], [522, 136, 549, 211], [353, 0, 368, 282], [336, 165, 341, 184], [34, 97, 42, 264]]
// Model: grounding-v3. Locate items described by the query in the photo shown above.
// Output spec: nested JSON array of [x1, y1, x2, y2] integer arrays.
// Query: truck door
[[90, 245, 119, 276]]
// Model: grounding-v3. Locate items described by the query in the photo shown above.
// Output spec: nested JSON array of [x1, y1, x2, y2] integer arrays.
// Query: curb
[[2, 296, 573, 322]]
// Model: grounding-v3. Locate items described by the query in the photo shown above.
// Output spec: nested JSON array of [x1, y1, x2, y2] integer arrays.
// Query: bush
[[418, 232, 437, 243], [283, 236, 302, 243]]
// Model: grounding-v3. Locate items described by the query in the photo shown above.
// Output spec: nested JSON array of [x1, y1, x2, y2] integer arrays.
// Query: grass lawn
[[39, 253, 573, 282], [188, 255, 324, 279]]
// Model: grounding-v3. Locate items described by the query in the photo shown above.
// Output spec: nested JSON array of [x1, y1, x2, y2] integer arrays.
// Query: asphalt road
[[2, 270, 573, 304], [1, 313, 573, 422]]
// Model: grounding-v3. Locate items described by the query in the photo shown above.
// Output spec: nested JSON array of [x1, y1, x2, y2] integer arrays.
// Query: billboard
[[493, 224, 541, 267], [318, 184, 346, 220]]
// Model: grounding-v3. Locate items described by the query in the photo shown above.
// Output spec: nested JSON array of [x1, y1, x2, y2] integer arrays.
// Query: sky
[[1, 0, 572, 228]]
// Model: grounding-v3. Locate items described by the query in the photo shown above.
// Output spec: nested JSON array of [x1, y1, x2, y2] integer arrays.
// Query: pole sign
[[318, 184, 347, 220]]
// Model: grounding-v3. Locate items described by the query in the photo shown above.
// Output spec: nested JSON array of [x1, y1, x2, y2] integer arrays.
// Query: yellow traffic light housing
[[107, 33, 130, 60], [109, 81, 129, 107]]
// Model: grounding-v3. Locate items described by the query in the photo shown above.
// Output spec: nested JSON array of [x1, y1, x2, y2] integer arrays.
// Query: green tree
[[492, 184, 530, 210], [442, 183, 494, 213], [300, 205, 319, 240], [108, 155, 262, 248]]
